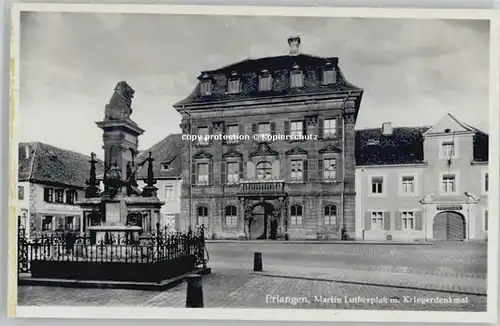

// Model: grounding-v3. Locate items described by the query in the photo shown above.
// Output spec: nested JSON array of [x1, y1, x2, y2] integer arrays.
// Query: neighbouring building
[[136, 134, 183, 231], [174, 36, 364, 240], [355, 114, 489, 241], [18, 142, 104, 238]]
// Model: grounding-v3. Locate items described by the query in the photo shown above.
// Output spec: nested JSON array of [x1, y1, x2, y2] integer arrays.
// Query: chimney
[[18, 144, 30, 160], [288, 36, 301, 56], [382, 122, 393, 136]]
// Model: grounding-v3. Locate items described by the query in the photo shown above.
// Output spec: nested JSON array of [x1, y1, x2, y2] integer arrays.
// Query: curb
[[254, 272, 486, 296], [206, 240, 434, 245], [18, 267, 211, 292]]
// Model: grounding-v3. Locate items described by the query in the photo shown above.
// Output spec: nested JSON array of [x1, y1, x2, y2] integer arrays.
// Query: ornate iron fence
[[17, 222, 207, 282]]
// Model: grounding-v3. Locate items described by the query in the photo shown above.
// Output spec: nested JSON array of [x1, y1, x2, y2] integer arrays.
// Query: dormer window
[[290, 65, 303, 88], [199, 73, 212, 96], [322, 62, 336, 85], [227, 71, 241, 94], [259, 69, 272, 91]]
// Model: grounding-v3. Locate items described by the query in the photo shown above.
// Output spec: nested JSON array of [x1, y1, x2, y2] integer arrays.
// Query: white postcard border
[[8, 3, 499, 323]]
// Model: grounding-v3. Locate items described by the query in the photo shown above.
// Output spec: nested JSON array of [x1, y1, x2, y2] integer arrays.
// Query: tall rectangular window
[[290, 121, 303, 138], [228, 79, 240, 94], [55, 189, 64, 203], [402, 176, 415, 194], [165, 185, 174, 200], [290, 71, 303, 88], [42, 216, 53, 231], [323, 118, 337, 138], [402, 211, 415, 230], [442, 174, 456, 193], [484, 172, 489, 193], [442, 141, 455, 158], [227, 162, 239, 184], [371, 212, 384, 230], [258, 123, 271, 136], [197, 126, 209, 145], [290, 160, 304, 181], [371, 177, 383, 194], [200, 80, 212, 95], [18, 186, 24, 200], [66, 190, 77, 204], [259, 75, 272, 91], [323, 158, 336, 181], [44, 188, 53, 203], [197, 163, 209, 184], [322, 69, 335, 85], [226, 125, 239, 144]]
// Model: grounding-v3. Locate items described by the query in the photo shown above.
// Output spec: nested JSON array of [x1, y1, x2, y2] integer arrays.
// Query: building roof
[[18, 142, 105, 188], [355, 126, 489, 166], [174, 53, 362, 107], [136, 134, 183, 179]]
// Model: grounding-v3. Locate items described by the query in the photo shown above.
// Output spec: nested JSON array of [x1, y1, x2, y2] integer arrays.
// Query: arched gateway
[[432, 211, 466, 241], [250, 202, 277, 239]]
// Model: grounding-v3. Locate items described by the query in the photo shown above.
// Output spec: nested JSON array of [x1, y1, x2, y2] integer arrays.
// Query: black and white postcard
[[8, 3, 499, 323]]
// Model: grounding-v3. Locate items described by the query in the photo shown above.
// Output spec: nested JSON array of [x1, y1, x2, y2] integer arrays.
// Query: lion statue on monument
[[104, 81, 136, 120]]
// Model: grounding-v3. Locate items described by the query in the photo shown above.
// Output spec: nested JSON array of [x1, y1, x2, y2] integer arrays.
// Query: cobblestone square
[[18, 242, 487, 311]]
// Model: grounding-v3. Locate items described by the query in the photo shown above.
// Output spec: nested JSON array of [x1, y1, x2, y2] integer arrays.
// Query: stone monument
[[76, 81, 164, 244]]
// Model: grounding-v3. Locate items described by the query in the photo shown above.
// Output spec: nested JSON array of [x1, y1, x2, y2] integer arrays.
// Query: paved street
[[18, 242, 487, 311]]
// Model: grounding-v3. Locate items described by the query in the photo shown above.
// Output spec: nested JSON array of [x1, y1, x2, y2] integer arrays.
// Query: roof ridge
[[446, 113, 475, 132], [36, 141, 97, 161], [356, 125, 431, 131]]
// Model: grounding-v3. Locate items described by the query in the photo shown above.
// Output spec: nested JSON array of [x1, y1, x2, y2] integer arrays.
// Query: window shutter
[[336, 206, 341, 227], [252, 123, 257, 134], [336, 156, 341, 182], [191, 163, 196, 185], [485, 211, 488, 231], [239, 124, 244, 136], [208, 162, 213, 185], [364, 212, 371, 231], [222, 124, 227, 144], [395, 212, 402, 230], [337, 117, 343, 140], [318, 118, 324, 138], [317, 158, 323, 181], [284, 121, 290, 136], [302, 120, 307, 137], [208, 126, 213, 144], [35, 215, 42, 232], [75, 216, 81, 231], [270, 122, 276, 136], [43, 188, 50, 201], [74, 191, 78, 202], [239, 161, 244, 180], [220, 161, 226, 185], [383, 212, 391, 231], [303, 159, 308, 182], [415, 211, 423, 230]]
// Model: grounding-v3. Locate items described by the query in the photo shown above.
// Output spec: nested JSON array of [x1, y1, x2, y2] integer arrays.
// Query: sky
[[18, 12, 491, 158]]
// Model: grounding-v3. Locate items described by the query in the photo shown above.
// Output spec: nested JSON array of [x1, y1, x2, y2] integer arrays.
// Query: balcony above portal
[[237, 179, 286, 198]]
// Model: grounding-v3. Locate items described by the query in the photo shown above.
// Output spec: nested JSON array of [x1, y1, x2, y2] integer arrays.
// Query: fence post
[[186, 274, 203, 308], [253, 252, 263, 271]]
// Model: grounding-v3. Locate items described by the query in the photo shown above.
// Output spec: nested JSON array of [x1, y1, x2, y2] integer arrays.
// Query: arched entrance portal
[[250, 202, 276, 240], [433, 211, 466, 241]]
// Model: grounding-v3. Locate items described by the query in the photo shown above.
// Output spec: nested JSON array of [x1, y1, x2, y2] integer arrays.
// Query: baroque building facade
[[174, 36, 364, 240], [355, 114, 489, 241]]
